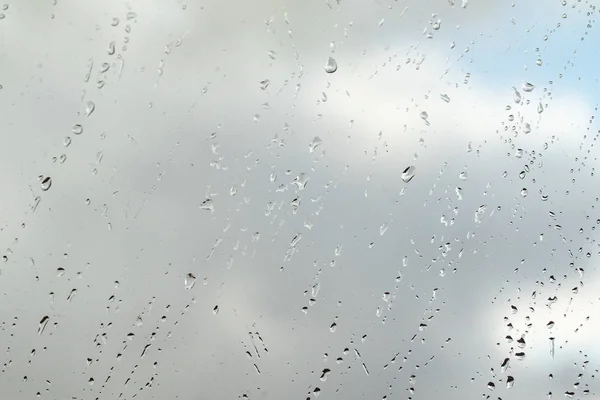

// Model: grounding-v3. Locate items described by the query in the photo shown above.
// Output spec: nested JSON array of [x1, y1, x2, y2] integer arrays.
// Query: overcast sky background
[[1, 0, 600, 399]]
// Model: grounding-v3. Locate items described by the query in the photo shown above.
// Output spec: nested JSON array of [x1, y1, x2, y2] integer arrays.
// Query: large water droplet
[[401, 166, 416, 183], [324, 57, 338, 73], [41, 176, 52, 191], [506, 376, 515, 389], [72, 124, 83, 135]]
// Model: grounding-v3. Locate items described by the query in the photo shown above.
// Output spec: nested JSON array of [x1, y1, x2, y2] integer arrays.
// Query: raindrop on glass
[[401, 166, 416, 183], [506, 376, 514, 389], [200, 198, 214, 212], [41, 176, 52, 191], [72, 124, 83, 135], [324, 57, 338, 73], [184, 273, 196, 289], [522, 82, 535, 92], [37, 316, 49, 335], [85, 101, 95, 117]]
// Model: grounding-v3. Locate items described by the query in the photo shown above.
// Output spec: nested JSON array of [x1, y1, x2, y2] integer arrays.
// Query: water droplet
[[59, 154, 67, 163], [107, 41, 116, 55], [324, 57, 338, 73], [184, 273, 196, 289], [320, 368, 331, 381], [432, 20, 441, 30], [520, 188, 528, 197], [72, 124, 83, 135], [67, 289, 77, 302], [487, 382, 496, 391], [459, 171, 468, 180], [546, 321, 555, 328], [536, 59, 543, 66], [111, 17, 120, 26], [522, 82, 535, 92], [401, 166, 416, 183], [267, 50, 277, 60], [259, 79, 270, 90], [292, 173, 309, 190], [440, 93, 450, 103], [506, 376, 515, 389], [515, 148, 524, 158], [380, 223, 388, 236], [38, 316, 49, 335], [537, 101, 544, 114], [85, 101, 95, 117], [200, 198, 214, 212], [41, 176, 52, 191], [500, 358, 509, 372], [213, 305, 219, 314], [309, 137, 322, 153], [329, 322, 337, 332], [512, 87, 521, 103]]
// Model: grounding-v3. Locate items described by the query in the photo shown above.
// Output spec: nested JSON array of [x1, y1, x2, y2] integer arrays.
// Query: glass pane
[[1, 0, 597, 399]]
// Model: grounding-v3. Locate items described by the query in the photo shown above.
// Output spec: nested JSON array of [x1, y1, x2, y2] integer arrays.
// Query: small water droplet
[[520, 188, 528, 197], [41, 177, 52, 191], [107, 41, 116, 55], [440, 93, 450, 103], [259, 79, 270, 90], [85, 101, 95, 117], [67, 289, 77, 302], [200, 198, 214, 212], [515, 148, 524, 158], [401, 166, 416, 183], [547, 321, 555, 329], [522, 82, 535, 92], [267, 50, 277, 60], [309, 137, 322, 153], [380, 223, 388, 236], [325, 57, 338, 73], [512, 87, 521, 103], [38, 316, 49, 335], [536, 59, 543, 66], [184, 273, 196, 289], [72, 124, 83, 135], [329, 322, 337, 332], [213, 305, 219, 314], [59, 154, 67, 163], [111, 17, 120, 26], [432, 20, 441, 30]]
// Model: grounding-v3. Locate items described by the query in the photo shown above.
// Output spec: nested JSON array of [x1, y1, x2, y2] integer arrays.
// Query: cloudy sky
[[1, 0, 600, 399]]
